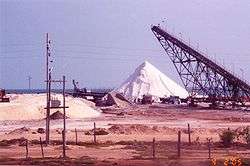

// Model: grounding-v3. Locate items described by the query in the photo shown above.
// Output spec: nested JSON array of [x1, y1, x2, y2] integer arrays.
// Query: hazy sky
[[1, 0, 250, 89]]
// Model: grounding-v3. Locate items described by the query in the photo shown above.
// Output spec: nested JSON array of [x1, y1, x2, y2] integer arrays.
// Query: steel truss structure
[[151, 25, 250, 104]]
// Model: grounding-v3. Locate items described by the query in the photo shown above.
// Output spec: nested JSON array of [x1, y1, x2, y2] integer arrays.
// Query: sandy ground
[[0, 103, 250, 165]]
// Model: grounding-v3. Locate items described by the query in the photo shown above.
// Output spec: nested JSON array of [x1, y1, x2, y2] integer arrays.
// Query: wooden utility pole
[[44, 34, 68, 153], [45, 33, 51, 145], [43, 76, 69, 157], [62, 75, 66, 158], [44, 76, 68, 157]]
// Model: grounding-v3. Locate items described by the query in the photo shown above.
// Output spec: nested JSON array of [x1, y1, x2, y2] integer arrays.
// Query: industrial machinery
[[142, 95, 154, 104], [0, 89, 10, 102], [72, 80, 107, 102], [151, 25, 250, 106]]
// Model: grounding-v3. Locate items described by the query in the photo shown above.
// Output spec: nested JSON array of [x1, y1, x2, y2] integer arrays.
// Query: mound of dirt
[[108, 124, 179, 135], [104, 92, 132, 108], [108, 124, 154, 134], [8, 127, 31, 134], [37, 128, 45, 134], [223, 117, 249, 122], [85, 128, 109, 135], [49, 111, 68, 120], [0, 137, 27, 146]]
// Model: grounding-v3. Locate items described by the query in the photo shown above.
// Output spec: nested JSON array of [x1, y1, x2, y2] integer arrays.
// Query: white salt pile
[[115, 61, 189, 101], [0, 93, 100, 120]]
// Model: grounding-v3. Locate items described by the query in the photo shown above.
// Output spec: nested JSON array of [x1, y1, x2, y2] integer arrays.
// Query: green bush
[[219, 128, 236, 147]]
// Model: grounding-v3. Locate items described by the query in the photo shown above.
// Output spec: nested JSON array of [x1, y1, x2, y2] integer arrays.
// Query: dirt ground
[[0, 103, 250, 165]]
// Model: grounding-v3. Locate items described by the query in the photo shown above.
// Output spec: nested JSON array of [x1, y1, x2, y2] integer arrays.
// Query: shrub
[[241, 127, 250, 145], [219, 128, 236, 147], [236, 126, 250, 146]]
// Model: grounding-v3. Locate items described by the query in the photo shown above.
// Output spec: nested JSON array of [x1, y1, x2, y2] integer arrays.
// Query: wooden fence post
[[207, 138, 212, 159], [94, 122, 96, 144], [25, 139, 29, 159], [75, 128, 78, 145], [40, 137, 44, 158], [177, 131, 181, 158], [152, 137, 156, 159], [62, 130, 66, 158], [188, 123, 191, 145]]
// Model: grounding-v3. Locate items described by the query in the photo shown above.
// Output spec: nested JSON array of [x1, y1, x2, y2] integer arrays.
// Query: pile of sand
[[0, 93, 100, 120]]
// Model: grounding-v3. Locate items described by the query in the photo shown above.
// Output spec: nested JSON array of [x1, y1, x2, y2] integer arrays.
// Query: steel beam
[[151, 25, 250, 104]]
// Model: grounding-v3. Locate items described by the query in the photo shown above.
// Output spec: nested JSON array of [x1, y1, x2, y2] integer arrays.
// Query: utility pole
[[62, 75, 66, 158], [45, 33, 51, 145], [44, 33, 68, 151], [44, 75, 68, 156], [27, 76, 32, 89]]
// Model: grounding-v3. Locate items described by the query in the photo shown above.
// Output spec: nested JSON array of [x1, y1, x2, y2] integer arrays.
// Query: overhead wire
[[0, 44, 249, 63]]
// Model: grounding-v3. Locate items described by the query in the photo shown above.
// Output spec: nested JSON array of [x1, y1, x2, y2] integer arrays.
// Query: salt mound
[[0, 93, 100, 120], [115, 61, 189, 100]]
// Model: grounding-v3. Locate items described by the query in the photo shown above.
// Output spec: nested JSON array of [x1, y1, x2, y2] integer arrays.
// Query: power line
[[0, 49, 42, 54], [1, 43, 160, 52], [55, 43, 160, 52], [1, 43, 249, 57], [1, 48, 249, 58], [0, 53, 249, 63], [0, 55, 41, 59], [0, 48, 161, 59], [0, 43, 42, 47]]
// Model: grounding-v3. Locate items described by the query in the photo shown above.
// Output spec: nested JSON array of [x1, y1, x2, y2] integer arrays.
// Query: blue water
[[6, 88, 112, 94]]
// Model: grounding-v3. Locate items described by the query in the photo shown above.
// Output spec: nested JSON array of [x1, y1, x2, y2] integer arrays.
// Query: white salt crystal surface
[[0, 93, 100, 120], [116, 61, 189, 100]]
